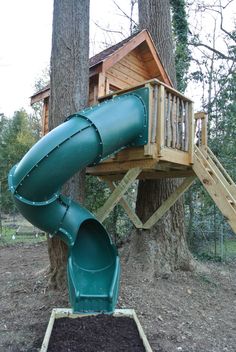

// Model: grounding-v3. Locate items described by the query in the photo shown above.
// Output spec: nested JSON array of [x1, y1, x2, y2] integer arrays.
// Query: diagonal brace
[[143, 176, 196, 229], [96, 167, 141, 223], [106, 180, 143, 229]]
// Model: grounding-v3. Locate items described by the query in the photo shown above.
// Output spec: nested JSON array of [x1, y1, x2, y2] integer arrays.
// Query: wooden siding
[[106, 50, 152, 91]]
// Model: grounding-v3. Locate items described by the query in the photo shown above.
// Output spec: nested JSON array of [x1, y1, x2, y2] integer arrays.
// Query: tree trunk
[[125, 0, 193, 280], [48, 0, 89, 289]]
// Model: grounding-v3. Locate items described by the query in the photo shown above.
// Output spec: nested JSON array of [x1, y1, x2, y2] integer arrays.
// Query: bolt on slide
[[8, 87, 149, 313]]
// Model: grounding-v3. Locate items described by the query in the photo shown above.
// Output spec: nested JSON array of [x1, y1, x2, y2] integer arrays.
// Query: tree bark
[[125, 0, 193, 280], [48, 0, 89, 289]]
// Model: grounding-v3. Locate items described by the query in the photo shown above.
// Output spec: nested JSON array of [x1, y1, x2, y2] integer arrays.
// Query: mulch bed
[[47, 314, 146, 352]]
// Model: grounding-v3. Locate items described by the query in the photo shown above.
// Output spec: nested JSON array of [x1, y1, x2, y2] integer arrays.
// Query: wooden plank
[[201, 113, 208, 146], [176, 97, 180, 149], [113, 61, 149, 83], [30, 88, 50, 105], [93, 83, 98, 104], [166, 92, 171, 147], [150, 84, 157, 144], [106, 180, 143, 229], [143, 176, 196, 229], [180, 99, 185, 150], [102, 30, 149, 72], [42, 97, 49, 135], [107, 67, 141, 87], [98, 73, 106, 97], [101, 169, 195, 182], [188, 102, 194, 164], [40, 309, 56, 352], [87, 159, 158, 175], [160, 147, 190, 165], [96, 168, 141, 222], [121, 54, 151, 78], [184, 101, 189, 151], [171, 95, 176, 148], [115, 147, 147, 161], [144, 84, 154, 155], [105, 73, 129, 90], [157, 85, 165, 156]]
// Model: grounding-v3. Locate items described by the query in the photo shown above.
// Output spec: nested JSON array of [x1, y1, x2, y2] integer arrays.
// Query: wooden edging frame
[[40, 308, 153, 352]]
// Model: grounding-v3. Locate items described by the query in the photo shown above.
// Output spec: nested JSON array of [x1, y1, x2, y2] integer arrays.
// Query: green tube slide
[[8, 87, 149, 313]]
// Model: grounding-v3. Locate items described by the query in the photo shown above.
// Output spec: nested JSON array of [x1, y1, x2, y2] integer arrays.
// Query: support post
[[96, 168, 141, 223], [194, 112, 208, 147], [143, 176, 196, 229]]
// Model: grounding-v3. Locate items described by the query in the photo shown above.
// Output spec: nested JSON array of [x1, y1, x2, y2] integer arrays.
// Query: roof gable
[[31, 29, 172, 104], [89, 29, 172, 86]]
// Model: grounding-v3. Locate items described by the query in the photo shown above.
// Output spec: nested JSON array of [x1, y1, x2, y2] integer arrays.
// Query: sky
[[0, 0, 136, 117], [0, 0, 235, 117]]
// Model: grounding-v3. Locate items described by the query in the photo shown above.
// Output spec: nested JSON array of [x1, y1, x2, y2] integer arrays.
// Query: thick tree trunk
[[126, 0, 193, 279], [48, 0, 89, 289]]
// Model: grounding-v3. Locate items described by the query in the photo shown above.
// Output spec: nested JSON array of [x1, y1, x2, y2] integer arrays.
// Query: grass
[[0, 226, 46, 246]]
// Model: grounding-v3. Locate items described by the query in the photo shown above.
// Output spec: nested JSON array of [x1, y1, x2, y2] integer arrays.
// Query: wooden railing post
[[157, 85, 165, 157], [194, 112, 208, 147], [201, 114, 208, 147], [188, 102, 194, 164]]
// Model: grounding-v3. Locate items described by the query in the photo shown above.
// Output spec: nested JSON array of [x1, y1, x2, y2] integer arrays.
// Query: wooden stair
[[193, 145, 236, 233]]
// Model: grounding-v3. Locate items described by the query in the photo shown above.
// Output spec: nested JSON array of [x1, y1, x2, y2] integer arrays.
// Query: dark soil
[[0, 241, 236, 352], [48, 315, 146, 352]]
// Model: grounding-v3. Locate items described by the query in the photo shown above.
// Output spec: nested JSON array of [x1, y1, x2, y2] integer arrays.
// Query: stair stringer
[[193, 146, 236, 234]]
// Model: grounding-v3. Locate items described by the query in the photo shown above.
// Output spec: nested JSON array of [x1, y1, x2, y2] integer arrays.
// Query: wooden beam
[[30, 88, 50, 105], [96, 167, 141, 222], [87, 159, 158, 175], [159, 147, 190, 165], [143, 176, 196, 229], [100, 169, 195, 182], [106, 180, 143, 229]]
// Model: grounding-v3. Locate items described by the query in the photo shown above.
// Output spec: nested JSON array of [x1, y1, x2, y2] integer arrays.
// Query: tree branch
[[93, 21, 126, 38], [189, 42, 236, 61], [113, 1, 138, 27]]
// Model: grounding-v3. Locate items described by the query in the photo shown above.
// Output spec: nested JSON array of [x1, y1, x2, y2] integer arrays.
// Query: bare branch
[[93, 21, 126, 38], [189, 42, 236, 61], [113, 1, 138, 27]]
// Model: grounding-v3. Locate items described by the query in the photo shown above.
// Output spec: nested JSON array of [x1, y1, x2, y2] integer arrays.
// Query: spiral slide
[[8, 87, 149, 313]]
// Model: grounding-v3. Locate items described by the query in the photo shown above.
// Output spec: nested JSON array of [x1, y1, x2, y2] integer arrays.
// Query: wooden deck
[[87, 79, 195, 181]]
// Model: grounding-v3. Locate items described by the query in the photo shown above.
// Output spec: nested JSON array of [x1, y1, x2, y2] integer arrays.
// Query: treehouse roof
[[31, 29, 172, 104]]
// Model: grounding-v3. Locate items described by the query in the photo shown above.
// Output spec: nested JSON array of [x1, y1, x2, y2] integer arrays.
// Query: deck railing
[[149, 79, 194, 163]]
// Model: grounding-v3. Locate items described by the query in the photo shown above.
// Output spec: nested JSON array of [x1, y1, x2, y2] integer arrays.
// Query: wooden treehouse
[[31, 29, 236, 233]]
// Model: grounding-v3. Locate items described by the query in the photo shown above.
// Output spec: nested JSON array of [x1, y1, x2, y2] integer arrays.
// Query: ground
[[0, 241, 236, 352]]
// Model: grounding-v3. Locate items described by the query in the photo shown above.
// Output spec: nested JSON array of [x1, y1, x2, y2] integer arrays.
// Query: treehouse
[[31, 29, 236, 234]]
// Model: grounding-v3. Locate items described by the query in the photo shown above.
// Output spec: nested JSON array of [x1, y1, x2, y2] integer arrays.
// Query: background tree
[[185, 19, 236, 256], [0, 110, 39, 212], [48, 0, 90, 289], [126, 0, 194, 278]]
